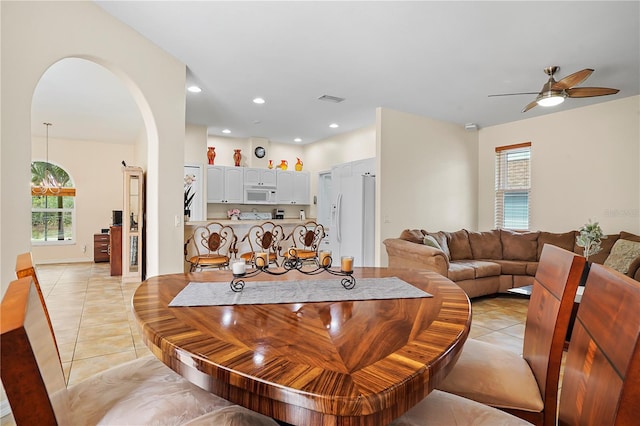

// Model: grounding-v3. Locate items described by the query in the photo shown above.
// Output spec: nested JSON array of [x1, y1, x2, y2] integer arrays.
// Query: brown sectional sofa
[[383, 229, 640, 298]]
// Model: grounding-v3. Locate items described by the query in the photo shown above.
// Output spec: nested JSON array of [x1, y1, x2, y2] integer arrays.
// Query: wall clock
[[254, 146, 266, 158]]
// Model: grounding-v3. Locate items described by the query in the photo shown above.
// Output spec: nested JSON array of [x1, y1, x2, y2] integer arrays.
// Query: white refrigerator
[[329, 158, 376, 267]]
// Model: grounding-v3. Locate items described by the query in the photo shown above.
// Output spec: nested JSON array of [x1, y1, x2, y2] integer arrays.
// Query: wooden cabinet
[[244, 168, 276, 187], [93, 233, 110, 263], [109, 226, 122, 276], [207, 166, 243, 203], [276, 170, 310, 204], [122, 167, 144, 282]]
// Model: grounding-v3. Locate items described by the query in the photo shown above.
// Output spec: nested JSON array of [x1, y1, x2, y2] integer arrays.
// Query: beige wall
[[30, 136, 135, 263], [378, 107, 479, 265], [1, 1, 186, 288], [478, 96, 640, 234]]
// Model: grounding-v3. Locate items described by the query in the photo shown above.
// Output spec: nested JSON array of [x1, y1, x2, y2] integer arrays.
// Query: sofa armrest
[[627, 256, 640, 282], [383, 238, 450, 277]]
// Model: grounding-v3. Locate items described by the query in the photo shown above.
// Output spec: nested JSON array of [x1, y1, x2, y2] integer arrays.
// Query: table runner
[[169, 277, 431, 307]]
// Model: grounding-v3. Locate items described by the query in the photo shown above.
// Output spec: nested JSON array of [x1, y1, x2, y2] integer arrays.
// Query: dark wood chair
[[438, 244, 587, 425], [239, 221, 286, 267], [14, 252, 59, 360], [558, 264, 640, 425], [0, 276, 277, 425], [284, 221, 326, 264], [185, 222, 237, 271]]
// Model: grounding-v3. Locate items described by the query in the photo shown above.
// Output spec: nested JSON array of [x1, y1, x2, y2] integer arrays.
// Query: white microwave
[[244, 186, 277, 204]]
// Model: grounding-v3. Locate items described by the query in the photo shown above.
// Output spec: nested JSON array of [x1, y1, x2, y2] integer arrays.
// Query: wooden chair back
[[1, 277, 72, 424], [558, 264, 640, 425], [240, 221, 286, 266], [286, 221, 326, 261], [185, 222, 237, 271], [15, 252, 59, 360], [519, 244, 586, 425]]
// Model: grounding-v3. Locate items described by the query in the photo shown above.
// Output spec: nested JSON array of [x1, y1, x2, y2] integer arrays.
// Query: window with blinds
[[495, 142, 531, 230]]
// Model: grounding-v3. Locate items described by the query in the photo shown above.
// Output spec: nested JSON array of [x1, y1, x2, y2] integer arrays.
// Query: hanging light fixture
[[32, 122, 62, 195]]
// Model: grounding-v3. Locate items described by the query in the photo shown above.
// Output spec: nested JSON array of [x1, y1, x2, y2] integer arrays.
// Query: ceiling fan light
[[536, 92, 566, 107]]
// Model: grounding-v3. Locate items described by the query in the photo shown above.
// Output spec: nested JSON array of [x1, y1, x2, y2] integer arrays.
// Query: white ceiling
[[33, 1, 640, 144]]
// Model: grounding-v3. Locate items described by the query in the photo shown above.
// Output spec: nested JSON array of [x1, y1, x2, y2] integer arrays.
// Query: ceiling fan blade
[[565, 87, 620, 97], [522, 100, 538, 113], [552, 68, 594, 90], [488, 92, 539, 97]]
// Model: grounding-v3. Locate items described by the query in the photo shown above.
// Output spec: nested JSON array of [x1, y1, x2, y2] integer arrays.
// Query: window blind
[[495, 142, 531, 230]]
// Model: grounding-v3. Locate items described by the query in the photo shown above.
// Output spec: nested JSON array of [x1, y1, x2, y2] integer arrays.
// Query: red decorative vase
[[207, 147, 216, 165], [233, 149, 241, 167]]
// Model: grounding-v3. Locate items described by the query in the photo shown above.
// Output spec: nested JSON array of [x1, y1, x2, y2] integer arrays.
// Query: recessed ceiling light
[[294, 138, 302, 142], [329, 123, 339, 128], [222, 129, 231, 134], [253, 97, 265, 104], [187, 85, 202, 93]]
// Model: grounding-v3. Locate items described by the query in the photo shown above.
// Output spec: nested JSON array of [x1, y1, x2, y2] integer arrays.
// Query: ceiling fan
[[489, 66, 619, 113]]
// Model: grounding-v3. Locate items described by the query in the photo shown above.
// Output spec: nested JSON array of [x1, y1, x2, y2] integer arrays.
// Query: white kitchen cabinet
[[207, 166, 244, 203], [244, 168, 277, 187], [277, 170, 310, 204]]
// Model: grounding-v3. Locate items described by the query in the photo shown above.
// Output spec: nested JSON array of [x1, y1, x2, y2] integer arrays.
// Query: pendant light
[[33, 122, 62, 195]]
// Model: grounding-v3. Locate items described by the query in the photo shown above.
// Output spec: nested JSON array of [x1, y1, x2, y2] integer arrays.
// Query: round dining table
[[132, 267, 471, 425]]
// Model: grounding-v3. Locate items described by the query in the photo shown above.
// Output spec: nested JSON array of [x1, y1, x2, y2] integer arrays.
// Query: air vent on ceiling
[[318, 95, 345, 103]]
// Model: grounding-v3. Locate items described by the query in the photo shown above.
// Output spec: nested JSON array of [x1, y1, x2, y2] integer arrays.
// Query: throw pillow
[[604, 239, 640, 274], [426, 231, 451, 260], [423, 235, 442, 250]]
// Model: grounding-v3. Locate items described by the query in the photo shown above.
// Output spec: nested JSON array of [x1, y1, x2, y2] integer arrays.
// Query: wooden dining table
[[132, 267, 471, 425]]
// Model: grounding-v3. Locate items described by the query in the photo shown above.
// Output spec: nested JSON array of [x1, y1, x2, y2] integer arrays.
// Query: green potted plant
[[576, 220, 607, 261]]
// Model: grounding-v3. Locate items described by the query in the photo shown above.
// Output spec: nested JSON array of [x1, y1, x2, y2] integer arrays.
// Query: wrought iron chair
[[185, 222, 237, 272], [239, 221, 286, 267], [285, 221, 326, 265]]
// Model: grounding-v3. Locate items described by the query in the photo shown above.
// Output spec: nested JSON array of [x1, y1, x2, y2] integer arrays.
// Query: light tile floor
[[1, 262, 533, 425]]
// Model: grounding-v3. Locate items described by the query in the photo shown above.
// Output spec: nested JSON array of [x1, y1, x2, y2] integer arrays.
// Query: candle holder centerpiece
[[230, 249, 355, 292]]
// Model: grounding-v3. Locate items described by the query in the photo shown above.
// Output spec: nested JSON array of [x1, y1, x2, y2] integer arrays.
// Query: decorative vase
[[184, 209, 190, 222], [207, 147, 216, 165], [233, 149, 241, 167], [279, 160, 288, 170], [267, 160, 273, 169], [295, 158, 303, 171]]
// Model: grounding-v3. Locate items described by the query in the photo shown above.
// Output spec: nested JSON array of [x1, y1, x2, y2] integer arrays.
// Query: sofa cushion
[[576, 234, 619, 264], [452, 260, 501, 279], [448, 262, 476, 281], [525, 262, 538, 276], [493, 260, 527, 275], [427, 231, 451, 260], [604, 239, 640, 274], [501, 230, 538, 261], [537, 231, 575, 260], [468, 230, 503, 260], [399, 229, 425, 244], [447, 229, 473, 260]]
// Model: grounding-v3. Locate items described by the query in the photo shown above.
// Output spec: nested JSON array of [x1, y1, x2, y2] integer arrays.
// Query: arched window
[[31, 161, 76, 244]]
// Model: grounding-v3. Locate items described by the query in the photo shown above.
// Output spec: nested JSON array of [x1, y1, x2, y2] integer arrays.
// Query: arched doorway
[[30, 57, 145, 265]]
